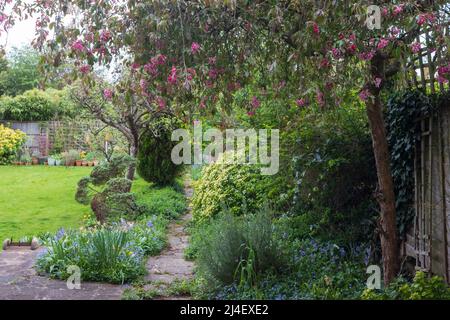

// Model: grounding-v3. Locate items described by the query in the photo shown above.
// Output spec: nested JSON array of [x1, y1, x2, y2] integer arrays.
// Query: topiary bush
[[137, 115, 183, 186], [191, 161, 271, 222], [76, 155, 146, 223]]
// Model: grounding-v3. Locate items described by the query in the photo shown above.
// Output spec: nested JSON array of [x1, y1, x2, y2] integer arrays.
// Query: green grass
[[0, 165, 92, 242]]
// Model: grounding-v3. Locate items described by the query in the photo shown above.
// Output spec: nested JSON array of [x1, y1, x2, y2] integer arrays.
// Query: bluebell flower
[[55, 228, 65, 240], [146, 221, 154, 228]]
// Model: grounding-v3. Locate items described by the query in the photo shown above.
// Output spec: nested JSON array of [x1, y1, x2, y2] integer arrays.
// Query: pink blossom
[[316, 90, 325, 106], [374, 77, 382, 88], [140, 79, 147, 91], [191, 42, 201, 55], [296, 98, 307, 107], [157, 54, 167, 65], [438, 75, 449, 84], [393, 5, 404, 16], [167, 66, 177, 85], [199, 98, 206, 109], [208, 68, 218, 80], [358, 51, 375, 61], [100, 30, 111, 42], [411, 42, 421, 54], [79, 65, 91, 74], [71, 40, 85, 52], [251, 96, 261, 109], [332, 48, 342, 59], [381, 7, 389, 17], [0, 14, 7, 24], [312, 22, 320, 35], [247, 111, 255, 117], [377, 38, 389, 50], [208, 56, 216, 65], [347, 43, 357, 55], [349, 33, 356, 41], [131, 62, 140, 70], [156, 97, 166, 109], [319, 58, 330, 69], [144, 63, 158, 76], [103, 89, 113, 100], [417, 14, 427, 26], [358, 89, 370, 101]]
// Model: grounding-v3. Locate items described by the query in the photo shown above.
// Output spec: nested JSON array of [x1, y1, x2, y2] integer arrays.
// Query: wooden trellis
[[401, 21, 450, 282]]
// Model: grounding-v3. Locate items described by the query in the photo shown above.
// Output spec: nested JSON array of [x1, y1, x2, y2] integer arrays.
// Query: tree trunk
[[127, 142, 138, 182], [365, 93, 400, 286]]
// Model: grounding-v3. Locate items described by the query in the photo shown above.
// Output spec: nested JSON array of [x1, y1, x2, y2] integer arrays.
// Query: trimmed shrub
[[191, 162, 270, 222], [137, 116, 183, 186]]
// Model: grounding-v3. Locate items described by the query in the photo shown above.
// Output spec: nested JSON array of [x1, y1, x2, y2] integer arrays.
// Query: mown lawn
[[0, 166, 92, 242]]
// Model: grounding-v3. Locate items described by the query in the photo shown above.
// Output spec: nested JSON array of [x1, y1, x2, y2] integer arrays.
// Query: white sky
[[0, 17, 36, 52]]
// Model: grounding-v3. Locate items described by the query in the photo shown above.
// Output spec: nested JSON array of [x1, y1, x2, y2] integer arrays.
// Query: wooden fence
[[1, 120, 101, 157], [401, 20, 450, 281]]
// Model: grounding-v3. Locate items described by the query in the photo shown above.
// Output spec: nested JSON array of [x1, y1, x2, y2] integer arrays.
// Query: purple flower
[[146, 221, 154, 228]]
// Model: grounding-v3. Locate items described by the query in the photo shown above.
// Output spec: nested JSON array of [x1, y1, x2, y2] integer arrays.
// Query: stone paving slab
[[0, 247, 125, 300]]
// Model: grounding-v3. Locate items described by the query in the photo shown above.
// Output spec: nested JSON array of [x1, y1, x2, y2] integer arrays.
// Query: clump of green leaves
[[386, 90, 435, 236], [362, 271, 450, 300], [191, 162, 271, 222]]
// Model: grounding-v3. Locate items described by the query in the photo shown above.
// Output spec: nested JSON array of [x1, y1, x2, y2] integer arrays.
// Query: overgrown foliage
[[386, 90, 436, 237], [288, 106, 377, 245], [362, 271, 450, 300]]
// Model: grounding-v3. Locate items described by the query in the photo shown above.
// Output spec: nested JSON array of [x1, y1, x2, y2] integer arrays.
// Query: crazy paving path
[[143, 182, 195, 300], [0, 247, 125, 300]]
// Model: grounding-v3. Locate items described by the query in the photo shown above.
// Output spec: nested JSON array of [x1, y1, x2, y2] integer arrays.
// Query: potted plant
[[85, 152, 96, 166], [47, 156, 56, 166], [75, 152, 85, 167], [21, 153, 31, 165], [63, 150, 79, 166], [54, 154, 63, 166]]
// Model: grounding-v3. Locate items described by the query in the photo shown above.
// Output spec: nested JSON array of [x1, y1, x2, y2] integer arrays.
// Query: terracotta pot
[[75, 160, 83, 166], [32, 158, 39, 165], [87, 161, 94, 167]]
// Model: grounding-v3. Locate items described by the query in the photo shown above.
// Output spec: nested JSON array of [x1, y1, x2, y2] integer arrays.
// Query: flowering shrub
[[36, 228, 146, 284], [37, 214, 170, 284], [0, 124, 26, 164]]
